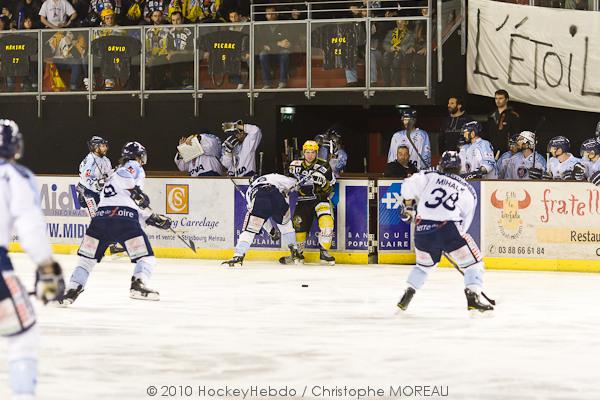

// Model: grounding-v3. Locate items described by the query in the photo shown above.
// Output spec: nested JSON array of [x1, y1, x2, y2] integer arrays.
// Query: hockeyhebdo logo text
[[40, 183, 87, 217]]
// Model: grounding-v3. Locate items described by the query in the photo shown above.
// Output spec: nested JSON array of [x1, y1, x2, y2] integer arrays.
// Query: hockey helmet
[[438, 150, 461, 174], [121, 141, 147, 165], [401, 109, 417, 120], [0, 119, 23, 160], [547, 136, 570, 155], [517, 131, 535, 149], [88, 135, 108, 152], [302, 140, 319, 153], [580, 138, 600, 159], [462, 120, 483, 137]]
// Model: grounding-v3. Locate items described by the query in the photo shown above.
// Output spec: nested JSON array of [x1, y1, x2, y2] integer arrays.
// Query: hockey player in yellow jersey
[[284, 140, 336, 265]]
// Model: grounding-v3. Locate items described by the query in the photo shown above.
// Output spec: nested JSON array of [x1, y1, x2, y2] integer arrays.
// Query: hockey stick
[[442, 251, 496, 306], [406, 130, 429, 169], [532, 116, 546, 171], [146, 206, 196, 253]]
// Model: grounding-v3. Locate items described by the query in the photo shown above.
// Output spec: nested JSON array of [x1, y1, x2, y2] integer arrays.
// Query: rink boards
[[9, 176, 600, 272]]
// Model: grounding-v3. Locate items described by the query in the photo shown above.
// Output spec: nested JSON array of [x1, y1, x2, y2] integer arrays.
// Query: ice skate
[[465, 288, 493, 313], [319, 247, 335, 266], [222, 255, 244, 267], [278, 245, 304, 265], [397, 287, 415, 311], [58, 284, 84, 307], [130, 277, 160, 301], [108, 243, 126, 259]]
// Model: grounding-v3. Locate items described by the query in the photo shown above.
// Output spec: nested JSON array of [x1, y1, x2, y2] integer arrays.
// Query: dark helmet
[[547, 136, 570, 154], [0, 119, 24, 160], [462, 120, 483, 137], [439, 150, 461, 174], [580, 138, 600, 158], [121, 141, 147, 165], [508, 134, 520, 146], [87, 136, 108, 152], [401, 109, 417, 119]]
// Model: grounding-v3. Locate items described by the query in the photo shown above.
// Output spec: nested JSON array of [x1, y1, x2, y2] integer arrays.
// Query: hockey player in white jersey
[[387, 110, 431, 170], [505, 131, 546, 180], [175, 132, 225, 176], [459, 121, 498, 179], [0, 120, 64, 400], [222, 173, 302, 267], [397, 151, 493, 313], [497, 134, 519, 179], [76, 136, 112, 216], [221, 120, 262, 177], [529, 136, 585, 180], [61, 142, 172, 305], [580, 138, 600, 186]]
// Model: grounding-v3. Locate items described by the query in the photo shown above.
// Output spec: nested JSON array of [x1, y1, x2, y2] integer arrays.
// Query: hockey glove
[[147, 213, 173, 230], [572, 163, 586, 181], [528, 167, 544, 180], [590, 171, 600, 186], [129, 186, 150, 209], [222, 135, 240, 153], [461, 169, 484, 180], [35, 261, 65, 304], [76, 183, 87, 208], [561, 169, 576, 181], [399, 201, 415, 224]]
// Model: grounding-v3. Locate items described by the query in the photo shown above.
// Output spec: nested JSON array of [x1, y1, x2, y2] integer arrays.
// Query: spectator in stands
[[167, 10, 194, 88], [258, 6, 290, 89], [440, 96, 473, 152], [70, 0, 89, 27], [146, 10, 170, 88], [197, 0, 223, 22], [227, 10, 249, 89], [565, 0, 588, 9], [144, 0, 166, 24], [384, 145, 418, 178], [381, 18, 414, 87], [0, 14, 8, 29], [15, 0, 41, 29], [125, 0, 144, 25], [1, 6, 15, 29], [487, 89, 521, 153], [39, 0, 78, 28], [228, 9, 247, 23], [345, 0, 379, 87]]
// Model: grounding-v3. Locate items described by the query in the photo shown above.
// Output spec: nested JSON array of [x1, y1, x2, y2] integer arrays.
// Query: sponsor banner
[[344, 184, 368, 251], [378, 181, 411, 252], [483, 181, 600, 260], [467, 0, 600, 113]]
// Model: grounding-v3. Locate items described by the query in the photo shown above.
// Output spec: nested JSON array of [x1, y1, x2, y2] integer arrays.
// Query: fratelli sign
[[467, 0, 600, 113]]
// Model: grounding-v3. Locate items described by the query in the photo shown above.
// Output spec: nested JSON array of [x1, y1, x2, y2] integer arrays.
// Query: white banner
[[467, 0, 600, 113]]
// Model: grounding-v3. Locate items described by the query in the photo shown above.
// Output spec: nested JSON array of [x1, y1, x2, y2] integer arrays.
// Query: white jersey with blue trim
[[0, 160, 52, 264], [497, 151, 516, 179], [245, 173, 297, 204], [78, 153, 112, 193], [387, 128, 431, 170], [221, 124, 262, 176], [459, 138, 498, 179], [98, 160, 152, 220], [583, 158, 600, 178], [330, 148, 348, 178], [546, 154, 582, 179], [505, 151, 547, 180], [174, 134, 224, 176], [401, 170, 477, 234]]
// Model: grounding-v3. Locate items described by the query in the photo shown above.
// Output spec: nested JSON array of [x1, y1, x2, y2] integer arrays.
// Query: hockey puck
[[301, 284, 309, 288]]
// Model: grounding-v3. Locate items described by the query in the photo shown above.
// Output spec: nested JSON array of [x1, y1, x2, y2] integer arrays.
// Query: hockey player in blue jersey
[[580, 138, 600, 186], [77, 136, 112, 216], [0, 120, 64, 400], [497, 134, 519, 179], [529, 136, 585, 181], [459, 121, 498, 179], [61, 142, 172, 305], [397, 151, 493, 313], [505, 131, 546, 180], [222, 173, 302, 267], [387, 109, 431, 170]]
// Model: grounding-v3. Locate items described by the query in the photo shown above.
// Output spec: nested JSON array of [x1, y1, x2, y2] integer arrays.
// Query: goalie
[[286, 140, 336, 265]]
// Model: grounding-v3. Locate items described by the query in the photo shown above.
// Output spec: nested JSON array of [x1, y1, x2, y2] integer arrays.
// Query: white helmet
[[518, 131, 536, 149]]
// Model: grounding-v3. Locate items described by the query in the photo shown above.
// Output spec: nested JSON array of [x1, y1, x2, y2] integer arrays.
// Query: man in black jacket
[[487, 89, 521, 153], [441, 96, 473, 152], [257, 6, 290, 89], [384, 146, 417, 178]]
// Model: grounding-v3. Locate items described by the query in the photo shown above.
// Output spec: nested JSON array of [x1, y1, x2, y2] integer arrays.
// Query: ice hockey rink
[[1, 253, 599, 400]]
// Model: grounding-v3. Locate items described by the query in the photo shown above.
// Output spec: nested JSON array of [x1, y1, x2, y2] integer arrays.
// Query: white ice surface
[[1, 253, 599, 400]]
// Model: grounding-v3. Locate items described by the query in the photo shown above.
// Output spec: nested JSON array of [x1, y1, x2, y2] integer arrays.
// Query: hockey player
[[496, 134, 519, 179], [505, 131, 546, 180], [222, 174, 303, 267], [397, 151, 493, 313], [60, 142, 172, 305], [0, 119, 64, 400], [220, 120, 262, 177], [580, 138, 600, 186], [175, 132, 225, 176], [287, 140, 336, 265], [459, 121, 498, 179], [387, 109, 431, 170], [529, 136, 585, 180]]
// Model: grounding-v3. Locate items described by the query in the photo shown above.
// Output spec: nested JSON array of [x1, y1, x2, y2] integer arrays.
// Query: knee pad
[[77, 234, 101, 261], [315, 201, 333, 218], [415, 248, 436, 267], [317, 215, 334, 249], [0, 271, 36, 337], [448, 234, 482, 268], [463, 261, 484, 292], [124, 235, 151, 260], [407, 264, 436, 290], [243, 212, 265, 234], [134, 256, 156, 283], [7, 325, 38, 397]]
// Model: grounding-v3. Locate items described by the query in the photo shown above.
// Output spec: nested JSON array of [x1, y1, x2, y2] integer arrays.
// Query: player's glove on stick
[[35, 261, 65, 304], [223, 135, 240, 153], [528, 167, 544, 180], [572, 163, 586, 181], [129, 186, 150, 209], [399, 202, 415, 224], [147, 213, 173, 230], [461, 170, 484, 180], [589, 171, 600, 186]]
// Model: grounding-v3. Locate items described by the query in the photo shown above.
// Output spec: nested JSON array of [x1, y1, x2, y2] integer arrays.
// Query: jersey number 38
[[424, 188, 458, 211]]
